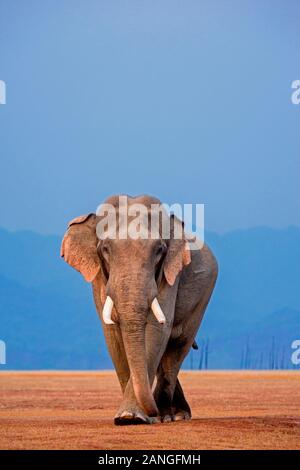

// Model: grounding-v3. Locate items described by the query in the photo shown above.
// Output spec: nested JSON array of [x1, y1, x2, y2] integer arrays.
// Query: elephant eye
[[101, 243, 110, 260], [155, 243, 166, 257]]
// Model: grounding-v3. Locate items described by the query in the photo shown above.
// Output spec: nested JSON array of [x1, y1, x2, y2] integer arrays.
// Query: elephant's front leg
[[114, 320, 172, 425], [94, 280, 131, 395], [102, 322, 130, 394]]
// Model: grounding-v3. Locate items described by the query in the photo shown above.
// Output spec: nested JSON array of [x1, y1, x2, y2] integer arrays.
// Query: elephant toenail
[[120, 411, 133, 419], [163, 414, 172, 423]]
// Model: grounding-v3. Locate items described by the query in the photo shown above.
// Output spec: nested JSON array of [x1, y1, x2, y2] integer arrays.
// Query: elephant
[[60, 195, 218, 425]]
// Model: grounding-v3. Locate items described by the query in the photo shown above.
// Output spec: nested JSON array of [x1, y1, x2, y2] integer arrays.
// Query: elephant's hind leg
[[155, 257, 218, 422], [154, 339, 192, 422], [154, 375, 191, 423], [172, 379, 191, 421], [153, 363, 174, 422]]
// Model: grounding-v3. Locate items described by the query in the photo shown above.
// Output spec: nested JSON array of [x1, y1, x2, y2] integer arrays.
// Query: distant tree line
[[189, 338, 210, 370], [188, 336, 298, 370], [240, 336, 296, 370]]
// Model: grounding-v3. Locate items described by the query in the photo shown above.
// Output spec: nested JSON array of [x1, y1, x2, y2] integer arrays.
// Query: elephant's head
[[60, 195, 191, 416]]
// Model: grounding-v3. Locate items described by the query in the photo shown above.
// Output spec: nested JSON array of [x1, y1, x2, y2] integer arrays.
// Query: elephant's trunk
[[106, 266, 159, 416], [119, 314, 158, 417]]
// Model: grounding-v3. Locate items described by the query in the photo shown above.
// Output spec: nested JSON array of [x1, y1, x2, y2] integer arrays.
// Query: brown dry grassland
[[0, 371, 299, 450]]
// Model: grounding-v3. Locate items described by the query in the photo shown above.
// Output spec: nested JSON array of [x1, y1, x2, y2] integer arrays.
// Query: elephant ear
[[163, 215, 191, 286], [60, 213, 100, 282]]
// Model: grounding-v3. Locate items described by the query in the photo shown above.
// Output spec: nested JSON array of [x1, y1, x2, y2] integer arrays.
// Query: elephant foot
[[173, 410, 191, 421], [161, 413, 172, 423], [159, 409, 191, 423], [114, 404, 157, 426]]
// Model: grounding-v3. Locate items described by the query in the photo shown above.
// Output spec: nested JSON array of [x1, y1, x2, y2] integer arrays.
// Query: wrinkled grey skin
[[61, 195, 218, 425]]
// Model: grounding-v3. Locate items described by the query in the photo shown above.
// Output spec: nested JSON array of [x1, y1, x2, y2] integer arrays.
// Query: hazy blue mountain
[[0, 226, 299, 370], [187, 307, 300, 369], [0, 271, 112, 369], [206, 226, 300, 324]]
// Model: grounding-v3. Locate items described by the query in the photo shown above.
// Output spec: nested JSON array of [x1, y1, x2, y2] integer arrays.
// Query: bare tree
[[198, 341, 204, 370], [244, 337, 251, 369], [259, 351, 264, 370], [269, 337, 276, 370], [204, 339, 210, 370], [190, 349, 194, 370], [280, 347, 286, 370]]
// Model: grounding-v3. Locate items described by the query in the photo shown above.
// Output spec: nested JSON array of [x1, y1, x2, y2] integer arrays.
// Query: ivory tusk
[[102, 296, 115, 325], [151, 298, 166, 324]]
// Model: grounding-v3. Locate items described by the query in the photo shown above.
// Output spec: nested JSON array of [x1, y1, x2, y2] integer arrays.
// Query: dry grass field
[[0, 371, 299, 450]]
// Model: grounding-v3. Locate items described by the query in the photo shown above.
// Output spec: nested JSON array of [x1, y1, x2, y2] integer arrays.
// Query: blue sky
[[0, 0, 299, 234]]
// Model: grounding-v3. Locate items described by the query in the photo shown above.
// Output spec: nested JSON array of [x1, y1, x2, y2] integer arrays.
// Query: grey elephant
[[61, 195, 218, 425]]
